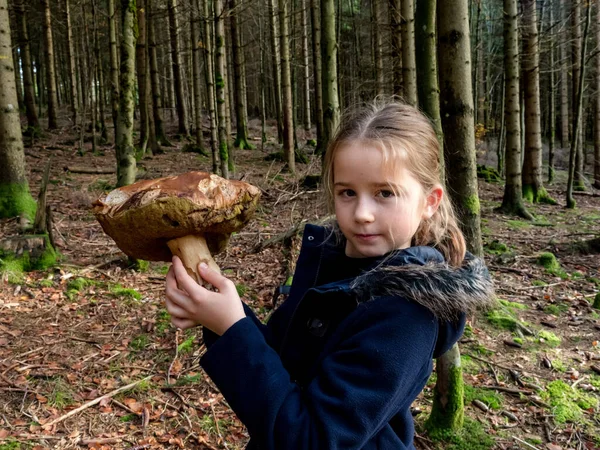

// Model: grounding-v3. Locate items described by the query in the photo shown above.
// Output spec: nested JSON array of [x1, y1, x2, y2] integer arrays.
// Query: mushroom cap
[[92, 171, 261, 261]]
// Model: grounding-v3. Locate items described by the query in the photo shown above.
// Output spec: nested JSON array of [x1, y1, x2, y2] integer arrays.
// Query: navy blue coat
[[200, 224, 494, 449]]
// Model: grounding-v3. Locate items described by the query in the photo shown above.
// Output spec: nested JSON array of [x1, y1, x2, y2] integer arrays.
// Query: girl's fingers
[[171, 317, 196, 330], [171, 256, 207, 296], [165, 297, 190, 319]]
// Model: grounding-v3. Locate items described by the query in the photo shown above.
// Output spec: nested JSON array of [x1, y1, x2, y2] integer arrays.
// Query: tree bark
[[0, 0, 35, 220], [321, 0, 340, 152], [521, 0, 554, 204], [437, 0, 483, 255], [92, 0, 108, 142], [168, 0, 190, 136], [300, 0, 311, 132], [401, 0, 417, 106], [230, 0, 253, 149], [42, 0, 58, 130], [310, 0, 324, 152], [269, 0, 283, 143], [596, 0, 600, 189], [64, 0, 78, 125], [215, 0, 229, 178], [373, 0, 384, 96], [499, 0, 532, 219], [389, 0, 402, 96], [136, 0, 149, 154], [279, 0, 295, 173], [191, 1, 205, 153], [109, 0, 120, 143], [202, 0, 219, 173], [571, 0, 585, 191], [548, 0, 556, 184], [116, 0, 138, 187], [559, 0, 569, 149], [14, 0, 39, 130]]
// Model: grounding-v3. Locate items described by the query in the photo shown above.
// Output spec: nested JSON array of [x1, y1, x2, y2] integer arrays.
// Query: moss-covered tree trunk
[[321, 0, 339, 152], [202, 0, 219, 174], [136, 0, 149, 155], [310, 0, 324, 152], [167, 0, 189, 136], [230, 0, 253, 150], [373, 0, 384, 96], [499, 0, 532, 219], [437, 0, 482, 256], [401, 0, 417, 106], [567, 2, 591, 208], [269, 0, 283, 143], [109, 0, 120, 143], [147, 0, 169, 147], [0, 0, 35, 220], [389, 0, 402, 96], [116, 0, 137, 187], [215, 0, 229, 179], [42, 0, 58, 130], [279, 0, 294, 173], [14, 0, 39, 130], [521, 0, 555, 204], [64, 0, 78, 125], [415, 0, 443, 163], [559, 0, 569, 149]]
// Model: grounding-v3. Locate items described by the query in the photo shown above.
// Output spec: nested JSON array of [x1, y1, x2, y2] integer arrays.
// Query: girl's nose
[[354, 199, 375, 223]]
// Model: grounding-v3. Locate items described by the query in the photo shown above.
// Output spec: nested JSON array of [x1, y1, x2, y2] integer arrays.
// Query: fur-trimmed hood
[[349, 250, 497, 322]]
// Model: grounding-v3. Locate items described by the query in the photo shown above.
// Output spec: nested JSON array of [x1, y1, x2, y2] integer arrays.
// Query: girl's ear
[[423, 185, 443, 219]]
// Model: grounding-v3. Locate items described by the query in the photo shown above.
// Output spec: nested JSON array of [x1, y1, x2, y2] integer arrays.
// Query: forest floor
[[0, 119, 600, 450]]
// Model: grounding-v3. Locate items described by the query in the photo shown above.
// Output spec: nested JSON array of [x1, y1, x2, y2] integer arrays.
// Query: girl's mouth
[[355, 234, 379, 241]]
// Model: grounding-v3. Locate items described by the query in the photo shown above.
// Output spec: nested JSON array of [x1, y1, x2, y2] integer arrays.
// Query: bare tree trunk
[[202, 0, 219, 173], [269, 0, 283, 143], [596, 0, 600, 189], [499, 0, 532, 219], [521, 0, 555, 204], [230, 0, 253, 149], [560, 0, 569, 148], [279, 0, 294, 173], [321, 0, 340, 151], [548, 0, 556, 184], [136, 0, 149, 155], [92, 0, 107, 142], [168, 0, 190, 136], [300, 0, 311, 132], [116, 0, 138, 187], [191, 1, 205, 153], [373, 0, 384, 96], [42, 0, 58, 130], [401, 0, 417, 106], [14, 0, 39, 130], [572, 0, 585, 191], [310, 0, 324, 152], [215, 0, 229, 178], [147, 0, 170, 146], [389, 0, 402, 96], [0, 0, 35, 220], [64, 0, 78, 125], [108, 0, 120, 143]]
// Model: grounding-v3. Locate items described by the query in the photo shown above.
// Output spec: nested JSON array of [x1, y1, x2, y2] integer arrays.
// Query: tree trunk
[[109, 0, 120, 143], [202, 0, 219, 173], [168, 0, 190, 136], [116, 0, 138, 187], [279, 0, 295, 173], [596, 0, 600, 189], [499, 0, 532, 219], [389, 0, 402, 96], [230, 0, 253, 149], [559, 0, 569, 148], [415, 0, 443, 161], [567, 2, 591, 208], [191, 2, 205, 153], [373, 0, 384, 96], [548, 0, 556, 184], [42, 0, 58, 130], [0, 0, 35, 220], [64, 0, 78, 125], [437, 0, 483, 255], [572, 0, 585, 191], [14, 0, 39, 130], [401, 0, 417, 106], [147, 0, 170, 146], [92, 0, 108, 143], [269, 0, 283, 143], [215, 0, 229, 178], [300, 0, 311, 132], [310, 0, 324, 152], [11, 43, 24, 112], [136, 0, 149, 154], [521, 0, 555, 204], [321, 0, 340, 152]]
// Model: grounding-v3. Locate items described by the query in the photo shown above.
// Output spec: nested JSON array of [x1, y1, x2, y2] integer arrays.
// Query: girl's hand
[[165, 256, 246, 335]]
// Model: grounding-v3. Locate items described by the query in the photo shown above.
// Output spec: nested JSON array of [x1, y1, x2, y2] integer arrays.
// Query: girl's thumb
[[197, 262, 227, 288]]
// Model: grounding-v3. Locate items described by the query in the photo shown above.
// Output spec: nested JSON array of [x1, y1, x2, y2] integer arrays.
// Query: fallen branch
[[63, 166, 115, 174], [42, 375, 152, 427]]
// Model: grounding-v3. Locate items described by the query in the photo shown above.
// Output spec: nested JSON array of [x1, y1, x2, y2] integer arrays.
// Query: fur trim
[[350, 256, 496, 321]]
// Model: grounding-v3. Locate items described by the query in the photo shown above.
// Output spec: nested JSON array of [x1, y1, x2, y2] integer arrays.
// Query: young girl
[[165, 101, 495, 449]]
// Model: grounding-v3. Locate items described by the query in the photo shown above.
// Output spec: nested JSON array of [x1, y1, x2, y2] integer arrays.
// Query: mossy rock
[[537, 252, 560, 271], [476, 165, 502, 183]]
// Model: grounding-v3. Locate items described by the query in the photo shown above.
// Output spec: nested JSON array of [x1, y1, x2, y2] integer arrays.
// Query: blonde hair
[[322, 100, 466, 267]]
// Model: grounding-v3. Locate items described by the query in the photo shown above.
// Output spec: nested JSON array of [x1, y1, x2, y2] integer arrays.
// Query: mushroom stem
[[167, 235, 221, 283]]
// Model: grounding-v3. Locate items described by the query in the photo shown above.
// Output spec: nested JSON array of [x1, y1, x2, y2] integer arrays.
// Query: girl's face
[[333, 141, 442, 258]]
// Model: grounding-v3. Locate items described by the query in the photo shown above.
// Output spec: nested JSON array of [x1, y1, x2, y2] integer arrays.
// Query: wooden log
[[63, 166, 116, 174]]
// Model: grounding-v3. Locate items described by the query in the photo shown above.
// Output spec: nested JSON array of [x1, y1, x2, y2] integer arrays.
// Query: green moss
[[532, 280, 547, 287], [182, 143, 209, 156], [215, 73, 225, 89], [426, 365, 464, 432], [460, 355, 480, 374], [234, 135, 255, 150], [544, 304, 567, 316], [538, 330, 561, 347], [110, 284, 142, 302], [486, 309, 518, 331], [219, 140, 228, 164], [236, 283, 248, 297], [48, 379, 75, 409], [499, 299, 528, 310], [463, 195, 481, 216], [477, 165, 502, 183], [426, 417, 494, 450], [464, 384, 504, 409], [129, 334, 149, 351], [0, 441, 23, 450], [177, 335, 195, 354], [485, 240, 509, 254], [537, 252, 559, 271], [507, 219, 530, 230], [119, 413, 139, 422], [306, 139, 317, 147], [543, 380, 598, 424], [0, 182, 37, 220], [175, 373, 203, 386], [512, 336, 523, 345], [88, 178, 115, 192], [67, 277, 93, 292], [129, 258, 150, 272], [0, 257, 25, 284]]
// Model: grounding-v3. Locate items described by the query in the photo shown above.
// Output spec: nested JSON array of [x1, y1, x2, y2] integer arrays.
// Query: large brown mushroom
[[92, 171, 261, 282]]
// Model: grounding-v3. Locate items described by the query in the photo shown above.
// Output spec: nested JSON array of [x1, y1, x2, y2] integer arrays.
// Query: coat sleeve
[[200, 297, 438, 449], [203, 303, 274, 349]]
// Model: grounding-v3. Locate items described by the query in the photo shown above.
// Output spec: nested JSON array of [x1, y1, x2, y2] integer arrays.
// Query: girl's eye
[[378, 190, 395, 198], [337, 189, 356, 197]]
